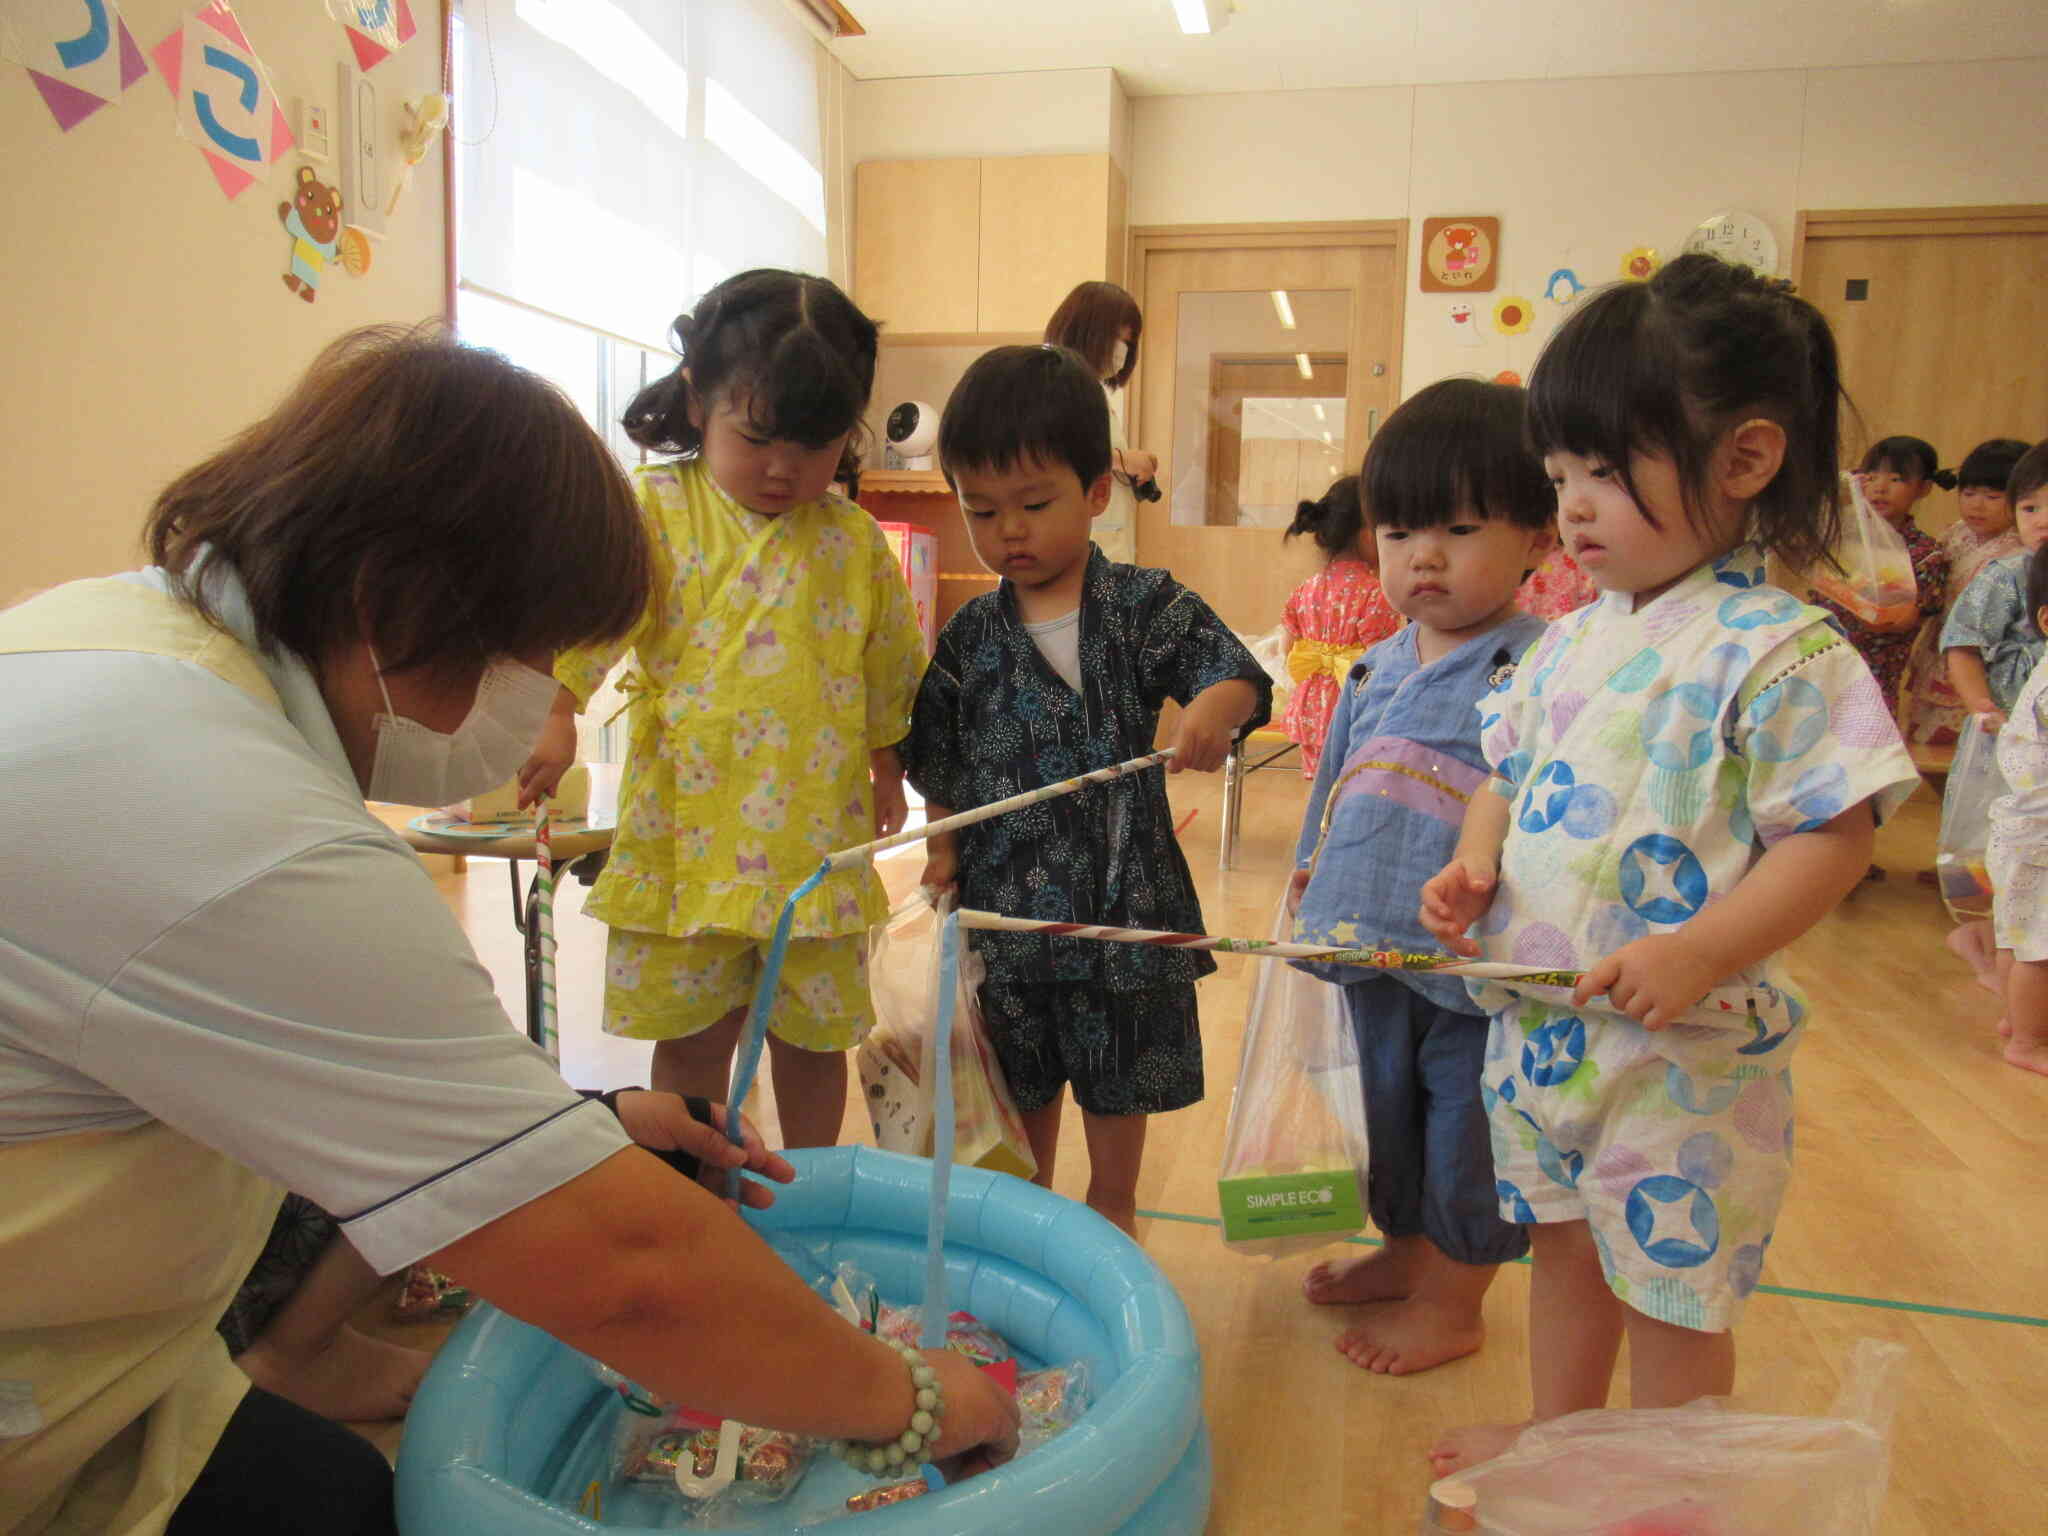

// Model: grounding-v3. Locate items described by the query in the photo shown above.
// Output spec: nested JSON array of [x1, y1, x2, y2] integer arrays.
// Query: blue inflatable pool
[[395, 1145, 1210, 1532]]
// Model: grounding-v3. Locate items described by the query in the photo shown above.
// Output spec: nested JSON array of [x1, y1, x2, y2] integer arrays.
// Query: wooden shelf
[[861, 469, 952, 494]]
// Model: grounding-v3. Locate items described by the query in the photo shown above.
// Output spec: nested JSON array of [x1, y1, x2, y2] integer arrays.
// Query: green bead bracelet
[[831, 1341, 944, 1478]]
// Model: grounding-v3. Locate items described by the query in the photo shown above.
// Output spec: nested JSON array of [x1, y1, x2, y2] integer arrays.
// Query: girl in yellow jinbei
[[524, 271, 925, 1148]]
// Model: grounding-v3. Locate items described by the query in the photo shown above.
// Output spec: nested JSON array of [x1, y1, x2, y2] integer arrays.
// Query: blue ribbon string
[[722, 860, 829, 1195], [915, 904, 961, 1489]]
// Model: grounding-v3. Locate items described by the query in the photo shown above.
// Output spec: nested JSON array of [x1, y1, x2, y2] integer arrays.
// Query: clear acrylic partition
[[1169, 288, 1352, 527]]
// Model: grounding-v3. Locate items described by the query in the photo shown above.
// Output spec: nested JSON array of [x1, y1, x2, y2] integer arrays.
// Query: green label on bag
[[1217, 1169, 1364, 1243]]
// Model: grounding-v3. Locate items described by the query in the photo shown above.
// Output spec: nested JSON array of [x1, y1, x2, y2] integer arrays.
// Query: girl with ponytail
[[523, 270, 924, 1147]]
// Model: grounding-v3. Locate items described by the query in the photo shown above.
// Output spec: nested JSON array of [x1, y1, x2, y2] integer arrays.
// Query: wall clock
[[1683, 210, 1779, 275]]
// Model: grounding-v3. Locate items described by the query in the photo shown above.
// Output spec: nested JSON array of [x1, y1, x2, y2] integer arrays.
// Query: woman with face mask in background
[[0, 328, 1018, 1536], [1046, 281, 1156, 564]]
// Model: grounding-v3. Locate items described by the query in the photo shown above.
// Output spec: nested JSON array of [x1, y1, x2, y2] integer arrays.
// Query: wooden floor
[[389, 765, 2044, 1533]]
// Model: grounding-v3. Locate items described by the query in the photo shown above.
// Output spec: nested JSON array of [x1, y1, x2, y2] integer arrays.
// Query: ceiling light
[[1270, 289, 1296, 329], [1171, 0, 1227, 35], [1321, 432, 1333, 445], [1295, 353, 1313, 380], [1312, 402, 1326, 422]]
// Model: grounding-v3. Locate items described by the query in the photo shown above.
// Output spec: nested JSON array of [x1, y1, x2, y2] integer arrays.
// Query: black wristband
[[583, 1087, 703, 1184]]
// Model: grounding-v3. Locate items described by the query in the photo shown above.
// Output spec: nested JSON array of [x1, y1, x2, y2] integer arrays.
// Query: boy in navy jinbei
[[903, 344, 1269, 1236]]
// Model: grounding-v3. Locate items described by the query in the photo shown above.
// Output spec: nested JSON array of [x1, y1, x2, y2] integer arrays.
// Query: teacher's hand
[[923, 1348, 1023, 1477], [611, 1091, 796, 1211]]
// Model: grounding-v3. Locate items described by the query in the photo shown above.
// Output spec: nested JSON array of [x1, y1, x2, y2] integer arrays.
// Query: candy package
[[1016, 1362, 1091, 1454], [613, 1409, 814, 1505], [1215, 898, 1370, 1257], [391, 1265, 475, 1323], [1937, 716, 2008, 922], [872, 1304, 1011, 1368], [1812, 473, 1918, 628]]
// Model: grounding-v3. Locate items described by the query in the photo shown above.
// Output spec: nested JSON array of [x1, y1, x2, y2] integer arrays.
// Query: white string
[[450, 0, 500, 148]]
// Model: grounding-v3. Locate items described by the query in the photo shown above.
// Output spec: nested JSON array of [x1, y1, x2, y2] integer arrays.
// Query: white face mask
[[1110, 340, 1130, 378], [366, 649, 559, 805]]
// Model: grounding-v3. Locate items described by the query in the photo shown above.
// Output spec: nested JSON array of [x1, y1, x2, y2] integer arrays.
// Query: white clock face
[[1685, 211, 1778, 276]]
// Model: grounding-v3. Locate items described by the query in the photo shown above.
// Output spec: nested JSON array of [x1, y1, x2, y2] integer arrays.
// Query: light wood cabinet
[[854, 153, 1126, 340], [853, 159, 982, 334]]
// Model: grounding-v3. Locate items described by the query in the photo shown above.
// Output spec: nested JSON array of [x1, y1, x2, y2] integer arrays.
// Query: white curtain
[[456, 0, 830, 353]]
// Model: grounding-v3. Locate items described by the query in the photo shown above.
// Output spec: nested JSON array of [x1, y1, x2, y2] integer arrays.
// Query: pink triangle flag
[[151, 24, 183, 97], [118, 21, 149, 90], [344, 0, 416, 72], [202, 147, 257, 199], [196, 1, 251, 54], [27, 69, 107, 132]]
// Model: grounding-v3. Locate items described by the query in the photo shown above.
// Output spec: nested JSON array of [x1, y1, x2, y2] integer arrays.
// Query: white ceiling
[[828, 0, 2047, 97]]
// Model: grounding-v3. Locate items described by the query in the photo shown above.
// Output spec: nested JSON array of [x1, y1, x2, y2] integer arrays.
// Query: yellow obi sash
[[0, 577, 285, 1535], [1286, 637, 1364, 687]]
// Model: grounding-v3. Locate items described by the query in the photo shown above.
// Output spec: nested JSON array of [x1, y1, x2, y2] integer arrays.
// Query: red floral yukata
[[1280, 557, 1401, 778]]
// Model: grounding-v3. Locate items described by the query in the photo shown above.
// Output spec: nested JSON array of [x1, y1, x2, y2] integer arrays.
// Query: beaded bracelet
[[832, 1341, 944, 1477]]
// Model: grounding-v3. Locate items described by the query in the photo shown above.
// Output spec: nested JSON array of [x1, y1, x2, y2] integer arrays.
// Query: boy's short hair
[[2027, 543, 2048, 637], [1364, 377, 1553, 533], [939, 345, 1112, 489]]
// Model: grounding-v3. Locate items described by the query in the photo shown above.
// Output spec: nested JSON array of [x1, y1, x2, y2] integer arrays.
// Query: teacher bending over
[[0, 328, 1016, 1536]]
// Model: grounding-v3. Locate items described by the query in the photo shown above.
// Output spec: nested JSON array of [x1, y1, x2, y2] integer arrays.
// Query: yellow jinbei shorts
[[602, 928, 872, 1050]]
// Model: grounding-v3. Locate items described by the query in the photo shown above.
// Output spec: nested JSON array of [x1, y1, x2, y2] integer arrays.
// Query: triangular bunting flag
[[27, 68, 108, 132]]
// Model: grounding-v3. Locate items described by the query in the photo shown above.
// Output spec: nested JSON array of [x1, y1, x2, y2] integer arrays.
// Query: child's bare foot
[[1946, 923, 2000, 992], [1335, 1298, 1484, 1375], [1998, 1015, 2013, 1039], [238, 1323, 432, 1422], [2003, 1038, 2048, 1077], [1302, 1246, 1416, 1306], [1427, 1421, 1526, 1478]]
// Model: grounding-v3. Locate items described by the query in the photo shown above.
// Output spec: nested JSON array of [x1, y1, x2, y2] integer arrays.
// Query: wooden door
[[1129, 224, 1405, 632], [1796, 205, 2048, 529]]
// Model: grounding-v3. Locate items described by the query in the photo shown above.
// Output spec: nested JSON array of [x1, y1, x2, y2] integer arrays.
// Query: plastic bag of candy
[[1938, 716, 2008, 922], [1216, 898, 1370, 1258], [1420, 1339, 1903, 1535], [1813, 473, 1918, 628]]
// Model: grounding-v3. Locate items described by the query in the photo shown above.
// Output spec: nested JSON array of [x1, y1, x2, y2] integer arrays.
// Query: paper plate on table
[[407, 811, 593, 840]]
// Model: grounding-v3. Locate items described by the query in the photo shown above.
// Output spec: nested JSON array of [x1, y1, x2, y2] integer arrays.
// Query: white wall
[[850, 67, 1121, 163], [0, 0, 447, 599], [1129, 57, 2048, 402]]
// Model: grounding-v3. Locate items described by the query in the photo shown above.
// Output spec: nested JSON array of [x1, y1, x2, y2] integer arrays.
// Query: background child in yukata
[[1810, 435, 1952, 718], [1279, 473, 1401, 779], [903, 345, 1270, 1236], [1904, 438, 2029, 745], [1420, 255, 1921, 1476], [1984, 547, 2048, 1077], [1286, 380, 1551, 1377], [1941, 437, 2048, 732], [523, 270, 926, 1148], [1942, 441, 2048, 990]]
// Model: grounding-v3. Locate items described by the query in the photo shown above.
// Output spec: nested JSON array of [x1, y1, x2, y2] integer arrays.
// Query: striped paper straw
[[822, 748, 1176, 870], [535, 796, 559, 1062], [950, 908, 1586, 986]]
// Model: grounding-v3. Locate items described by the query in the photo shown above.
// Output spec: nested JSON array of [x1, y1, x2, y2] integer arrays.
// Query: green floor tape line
[[1136, 1208, 2048, 1329]]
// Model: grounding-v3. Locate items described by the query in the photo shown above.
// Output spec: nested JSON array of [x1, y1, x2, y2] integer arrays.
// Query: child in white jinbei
[[1421, 255, 1922, 1476]]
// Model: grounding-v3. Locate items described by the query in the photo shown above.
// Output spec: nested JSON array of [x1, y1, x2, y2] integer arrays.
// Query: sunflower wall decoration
[[1492, 295, 1534, 335], [1619, 246, 1661, 282]]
